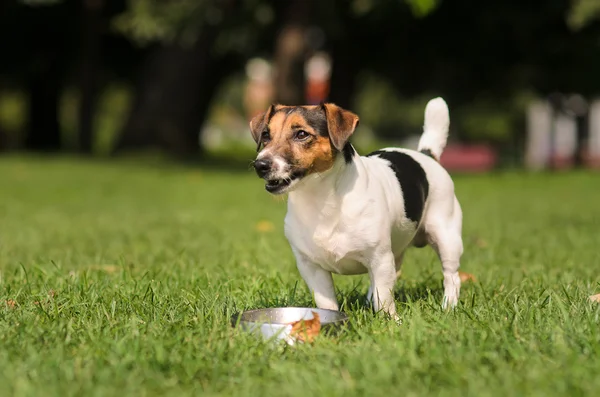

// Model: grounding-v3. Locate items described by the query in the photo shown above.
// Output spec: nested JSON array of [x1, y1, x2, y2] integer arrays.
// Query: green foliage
[[567, 0, 600, 30], [112, 0, 441, 48], [0, 90, 26, 137], [112, 0, 274, 48], [112, 0, 216, 47], [354, 74, 434, 140], [454, 91, 537, 143], [459, 108, 512, 142], [94, 85, 135, 155], [354, 74, 532, 143], [350, 0, 441, 17], [1, 157, 600, 396], [18, 0, 61, 6], [404, 0, 441, 18]]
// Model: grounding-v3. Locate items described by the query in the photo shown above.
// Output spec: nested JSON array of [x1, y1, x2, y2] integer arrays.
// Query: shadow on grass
[[337, 279, 444, 313], [394, 283, 444, 304], [230, 275, 444, 313]]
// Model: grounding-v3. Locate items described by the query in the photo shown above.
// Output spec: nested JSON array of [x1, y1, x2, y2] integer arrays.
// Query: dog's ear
[[250, 104, 278, 151], [321, 103, 359, 151]]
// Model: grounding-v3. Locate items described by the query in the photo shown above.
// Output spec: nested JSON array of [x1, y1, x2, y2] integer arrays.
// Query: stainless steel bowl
[[232, 307, 349, 345]]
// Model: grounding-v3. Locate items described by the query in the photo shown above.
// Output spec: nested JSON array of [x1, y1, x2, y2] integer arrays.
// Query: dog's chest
[[284, 204, 377, 275]]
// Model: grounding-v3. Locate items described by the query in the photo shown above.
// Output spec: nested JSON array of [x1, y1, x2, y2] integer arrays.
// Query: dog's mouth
[[265, 178, 292, 193], [264, 170, 306, 194]]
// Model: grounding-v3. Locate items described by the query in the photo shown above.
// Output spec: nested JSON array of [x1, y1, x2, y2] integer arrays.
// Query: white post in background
[[552, 110, 577, 169], [525, 100, 553, 170], [588, 99, 600, 168]]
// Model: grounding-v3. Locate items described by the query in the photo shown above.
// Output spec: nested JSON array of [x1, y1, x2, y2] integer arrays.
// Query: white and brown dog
[[250, 98, 463, 319]]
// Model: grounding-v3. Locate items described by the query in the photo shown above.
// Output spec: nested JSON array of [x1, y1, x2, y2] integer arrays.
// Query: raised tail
[[418, 97, 450, 161]]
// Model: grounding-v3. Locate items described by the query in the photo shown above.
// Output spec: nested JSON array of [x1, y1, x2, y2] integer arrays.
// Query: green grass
[[1, 155, 599, 397]]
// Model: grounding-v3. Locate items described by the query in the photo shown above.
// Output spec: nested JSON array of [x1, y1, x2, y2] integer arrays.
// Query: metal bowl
[[232, 307, 348, 345]]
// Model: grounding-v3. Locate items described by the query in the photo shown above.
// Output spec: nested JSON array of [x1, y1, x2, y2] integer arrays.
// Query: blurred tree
[[113, 24, 235, 156], [273, 0, 312, 105], [317, 0, 360, 110], [308, 0, 600, 148], [1, 0, 600, 157], [78, 0, 105, 153], [0, 127, 6, 151], [404, 0, 441, 17], [0, 1, 75, 151], [1, 0, 129, 153], [0, 0, 5, 153], [568, 0, 600, 30], [22, 3, 73, 152], [111, 0, 284, 156], [316, 0, 443, 110]]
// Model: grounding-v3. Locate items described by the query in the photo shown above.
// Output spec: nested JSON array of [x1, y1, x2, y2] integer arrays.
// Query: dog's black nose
[[254, 158, 271, 177]]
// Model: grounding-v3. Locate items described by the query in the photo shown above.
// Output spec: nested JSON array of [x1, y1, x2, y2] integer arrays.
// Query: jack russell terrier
[[250, 98, 463, 319]]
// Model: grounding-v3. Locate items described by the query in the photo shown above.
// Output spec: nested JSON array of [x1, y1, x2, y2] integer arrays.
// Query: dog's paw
[[442, 294, 458, 310], [394, 314, 402, 325], [366, 285, 373, 304]]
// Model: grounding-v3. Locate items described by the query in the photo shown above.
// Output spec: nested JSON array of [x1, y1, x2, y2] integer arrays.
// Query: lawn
[[1, 155, 599, 397]]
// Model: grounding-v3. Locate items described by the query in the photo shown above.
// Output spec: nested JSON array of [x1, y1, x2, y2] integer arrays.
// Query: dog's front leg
[[367, 250, 398, 320], [294, 252, 338, 311]]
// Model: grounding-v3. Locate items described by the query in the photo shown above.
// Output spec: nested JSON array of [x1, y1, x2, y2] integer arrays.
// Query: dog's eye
[[295, 130, 310, 141], [261, 131, 271, 143]]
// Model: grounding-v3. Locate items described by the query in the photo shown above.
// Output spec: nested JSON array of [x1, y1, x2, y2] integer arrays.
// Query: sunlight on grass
[[0, 157, 599, 396]]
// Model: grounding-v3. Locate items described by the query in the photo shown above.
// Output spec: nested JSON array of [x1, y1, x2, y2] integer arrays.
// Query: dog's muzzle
[[253, 157, 305, 194], [253, 158, 271, 178]]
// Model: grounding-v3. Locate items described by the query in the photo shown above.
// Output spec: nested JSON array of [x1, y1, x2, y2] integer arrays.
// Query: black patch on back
[[367, 150, 429, 223], [420, 148, 436, 160]]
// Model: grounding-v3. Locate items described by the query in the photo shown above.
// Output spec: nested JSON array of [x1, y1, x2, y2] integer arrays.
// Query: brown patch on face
[[296, 134, 336, 174], [321, 103, 359, 151], [249, 104, 278, 150], [262, 106, 337, 175], [249, 104, 360, 180]]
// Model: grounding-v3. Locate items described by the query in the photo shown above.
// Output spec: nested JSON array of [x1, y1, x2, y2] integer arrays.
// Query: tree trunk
[[114, 29, 229, 157], [0, 126, 6, 151], [77, 0, 104, 154], [25, 56, 61, 151], [328, 40, 359, 110], [273, 0, 312, 105]]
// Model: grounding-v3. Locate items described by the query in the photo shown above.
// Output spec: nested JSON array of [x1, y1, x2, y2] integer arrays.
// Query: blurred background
[[1, 0, 600, 172]]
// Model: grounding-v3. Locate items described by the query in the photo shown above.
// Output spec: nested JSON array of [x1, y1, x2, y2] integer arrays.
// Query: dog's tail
[[418, 97, 449, 161]]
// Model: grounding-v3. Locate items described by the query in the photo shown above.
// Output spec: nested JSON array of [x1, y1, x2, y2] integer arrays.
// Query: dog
[[249, 98, 463, 319]]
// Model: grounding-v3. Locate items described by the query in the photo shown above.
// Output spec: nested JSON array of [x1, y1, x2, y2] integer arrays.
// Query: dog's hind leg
[[366, 251, 403, 305], [366, 249, 399, 320], [395, 251, 405, 279], [427, 197, 463, 309]]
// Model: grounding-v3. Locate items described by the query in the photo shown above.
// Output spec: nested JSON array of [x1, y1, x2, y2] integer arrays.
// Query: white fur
[[283, 98, 462, 319], [418, 97, 450, 160], [257, 149, 295, 184]]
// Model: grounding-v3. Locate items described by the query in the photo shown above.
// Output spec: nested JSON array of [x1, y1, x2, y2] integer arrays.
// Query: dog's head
[[250, 103, 359, 194]]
